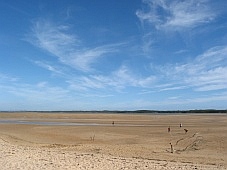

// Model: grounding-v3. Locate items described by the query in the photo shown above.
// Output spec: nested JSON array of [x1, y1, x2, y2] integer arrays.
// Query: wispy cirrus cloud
[[154, 46, 227, 92], [0, 73, 18, 82], [66, 44, 118, 72], [70, 45, 227, 93], [27, 19, 118, 72], [2, 81, 70, 102], [112, 65, 156, 88], [0, 81, 82, 111], [67, 65, 156, 92], [31, 46, 227, 94], [131, 92, 227, 110], [136, 0, 216, 30], [34, 61, 65, 75]]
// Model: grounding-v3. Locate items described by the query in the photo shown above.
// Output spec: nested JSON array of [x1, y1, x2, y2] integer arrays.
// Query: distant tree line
[[132, 109, 227, 114], [1, 109, 226, 114], [110, 109, 227, 114]]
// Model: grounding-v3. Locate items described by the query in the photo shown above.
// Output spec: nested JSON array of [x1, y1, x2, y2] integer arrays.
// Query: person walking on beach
[[168, 126, 170, 133], [180, 123, 182, 128], [169, 143, 173, 153]]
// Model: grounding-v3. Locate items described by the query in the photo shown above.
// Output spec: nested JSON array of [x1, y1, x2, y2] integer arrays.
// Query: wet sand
[[0, 112, 226, 169]]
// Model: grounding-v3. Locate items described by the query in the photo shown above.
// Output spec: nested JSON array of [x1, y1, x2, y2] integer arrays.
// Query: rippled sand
[[0, 112, 226, 169]]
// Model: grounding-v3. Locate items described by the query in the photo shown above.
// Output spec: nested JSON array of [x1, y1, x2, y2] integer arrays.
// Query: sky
[[0, 0, 227, 111]]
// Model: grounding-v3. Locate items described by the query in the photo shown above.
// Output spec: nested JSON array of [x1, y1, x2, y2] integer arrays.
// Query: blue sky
[[1, 0, 227, 111]]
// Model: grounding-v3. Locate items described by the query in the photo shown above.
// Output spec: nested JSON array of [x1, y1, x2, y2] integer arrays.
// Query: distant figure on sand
[[169, 143, 173, 153], [112, 121, 115, 126], [168, 126, 170, 133], [184, 129, 188, 133], [180, 123, 182, 128]]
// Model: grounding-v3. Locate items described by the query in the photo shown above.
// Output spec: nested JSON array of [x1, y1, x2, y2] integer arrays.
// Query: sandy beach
[[0, 112, 226, 169]]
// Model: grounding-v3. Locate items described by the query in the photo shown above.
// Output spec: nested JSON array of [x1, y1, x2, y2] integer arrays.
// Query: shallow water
[[0, 119, 154, 127], [0, 120, 104, 126]]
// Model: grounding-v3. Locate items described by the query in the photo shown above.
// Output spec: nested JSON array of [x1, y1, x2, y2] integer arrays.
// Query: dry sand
[[0, 112, 226, 169]]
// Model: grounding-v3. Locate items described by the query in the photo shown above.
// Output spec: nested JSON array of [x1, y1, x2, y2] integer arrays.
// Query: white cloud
[[27, 19, 118, 72], [66, 45, 118, 72], [0, 73, 18, 82], [195, 84, 227, 92], [3, 81, 70, 103], [0, 81, 90, 111], [30, 20, 77, 55], [112, 65, 156, 88], [136, 0, 216, 30], [0, 73, 73, 109], [154, 46, 227, 92], [159, 85, 188, 92], [31, 45, 227, 97], [183, 46, 227, 91], [98, 93, 227, 110], [67, 65, 156, 92], [34, 43, 225, 95], [34, 61, 65, 75]]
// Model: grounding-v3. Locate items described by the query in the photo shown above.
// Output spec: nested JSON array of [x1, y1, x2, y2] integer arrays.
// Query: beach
[[0, 112, 226, 169]]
